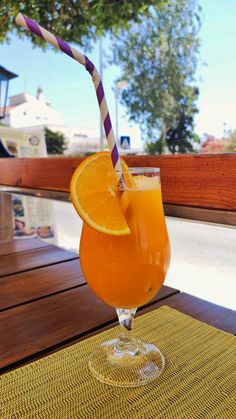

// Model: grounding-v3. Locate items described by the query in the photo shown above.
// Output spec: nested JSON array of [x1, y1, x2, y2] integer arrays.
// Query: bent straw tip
[[15, 12, 25, 25]]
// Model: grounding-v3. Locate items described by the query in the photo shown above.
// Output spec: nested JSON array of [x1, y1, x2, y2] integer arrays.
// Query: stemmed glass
[[80, 167, 170, 387]]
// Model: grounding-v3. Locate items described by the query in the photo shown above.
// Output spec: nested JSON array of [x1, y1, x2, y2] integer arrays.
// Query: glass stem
[[115, 308, 138, 356]]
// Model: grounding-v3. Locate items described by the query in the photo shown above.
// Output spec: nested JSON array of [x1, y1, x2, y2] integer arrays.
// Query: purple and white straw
[[15, 13, 123, 178]]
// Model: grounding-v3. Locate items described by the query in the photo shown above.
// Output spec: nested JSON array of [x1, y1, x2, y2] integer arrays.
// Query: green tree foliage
[[111, 0, 201, 154], [164, 88, 200, 154], [45, 127, 67, 155], [0, 0, 166, 48]]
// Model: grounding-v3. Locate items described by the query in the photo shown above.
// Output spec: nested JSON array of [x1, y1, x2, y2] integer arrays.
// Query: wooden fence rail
[[0, 154, 236, 225]]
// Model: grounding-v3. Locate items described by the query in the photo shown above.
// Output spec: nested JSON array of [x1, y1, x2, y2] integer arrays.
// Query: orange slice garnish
[[70, 152, 134, 235]]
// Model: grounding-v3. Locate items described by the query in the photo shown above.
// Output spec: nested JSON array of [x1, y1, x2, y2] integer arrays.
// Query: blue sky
[[196, 0, 236, 139], [1, 0, 236, 147]]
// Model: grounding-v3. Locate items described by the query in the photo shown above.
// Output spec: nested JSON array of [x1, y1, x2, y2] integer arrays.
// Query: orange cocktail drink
[[70, 153, 171, 387], [80, 173, 170, 309]]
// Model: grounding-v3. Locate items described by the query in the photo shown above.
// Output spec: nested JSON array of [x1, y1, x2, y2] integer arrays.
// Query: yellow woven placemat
[[1, 306, 236, 419]]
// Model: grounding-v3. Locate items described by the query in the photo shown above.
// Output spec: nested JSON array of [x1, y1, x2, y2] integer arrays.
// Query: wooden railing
[[0, 153, 236, 225]]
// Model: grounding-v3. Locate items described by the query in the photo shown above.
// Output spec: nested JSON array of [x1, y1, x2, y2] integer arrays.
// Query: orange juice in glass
[[80, 169, 170, 310], [70, 154, 170, 387]]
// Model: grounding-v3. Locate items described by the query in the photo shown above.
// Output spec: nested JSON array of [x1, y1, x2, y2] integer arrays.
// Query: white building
[[2, 88, 99, 154], [3, 88, 64, 128]]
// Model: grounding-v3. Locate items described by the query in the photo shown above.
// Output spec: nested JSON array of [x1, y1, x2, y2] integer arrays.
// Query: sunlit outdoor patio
[[0, 1, 236, 417]]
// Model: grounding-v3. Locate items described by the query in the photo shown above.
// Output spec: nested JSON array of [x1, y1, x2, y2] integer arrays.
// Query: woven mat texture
[[1, 306, 236, 418]]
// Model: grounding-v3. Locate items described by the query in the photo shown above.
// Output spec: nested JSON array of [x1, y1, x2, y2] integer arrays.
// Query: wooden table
[[1, 238, 235, 374]]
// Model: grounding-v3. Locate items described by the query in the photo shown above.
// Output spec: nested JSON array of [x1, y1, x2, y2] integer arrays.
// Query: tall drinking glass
[[80, 168, 171, 387]]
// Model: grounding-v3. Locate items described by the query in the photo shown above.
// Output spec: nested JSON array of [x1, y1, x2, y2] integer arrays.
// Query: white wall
[[9, 100, 64, 128]]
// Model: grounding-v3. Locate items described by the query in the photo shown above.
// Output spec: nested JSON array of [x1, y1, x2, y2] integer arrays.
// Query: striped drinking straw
[[15, 13, 124, 184]]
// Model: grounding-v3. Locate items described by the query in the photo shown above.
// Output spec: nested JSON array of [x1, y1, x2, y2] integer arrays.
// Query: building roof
[[0, 66, 18, 81], [9, 88, 50, 107]]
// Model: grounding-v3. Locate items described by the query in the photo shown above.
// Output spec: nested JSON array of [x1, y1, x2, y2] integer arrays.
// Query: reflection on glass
[[11, 194, 56, 242]]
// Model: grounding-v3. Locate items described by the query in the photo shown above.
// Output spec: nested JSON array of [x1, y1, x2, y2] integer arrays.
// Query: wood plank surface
[[0, 285, 178, 371], [0, 259, 84, 311], [0, 245, 78, 277], [0, 237, 50, 257], [148, 292, 236, 334], [0, 154, 236, 210]]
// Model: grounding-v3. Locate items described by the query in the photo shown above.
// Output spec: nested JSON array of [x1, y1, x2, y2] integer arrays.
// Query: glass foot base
[[88, 339, 165, 387]]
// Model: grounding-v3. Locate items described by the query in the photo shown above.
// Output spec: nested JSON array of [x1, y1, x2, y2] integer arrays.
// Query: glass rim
[[128, 167, 160, 173], [110, 167, 160, 174]]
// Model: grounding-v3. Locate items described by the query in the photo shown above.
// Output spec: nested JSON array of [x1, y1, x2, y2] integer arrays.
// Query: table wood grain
[[0, 237, 50, 257], [0, 245, 77, 277], [0, 259, 84, 311]]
